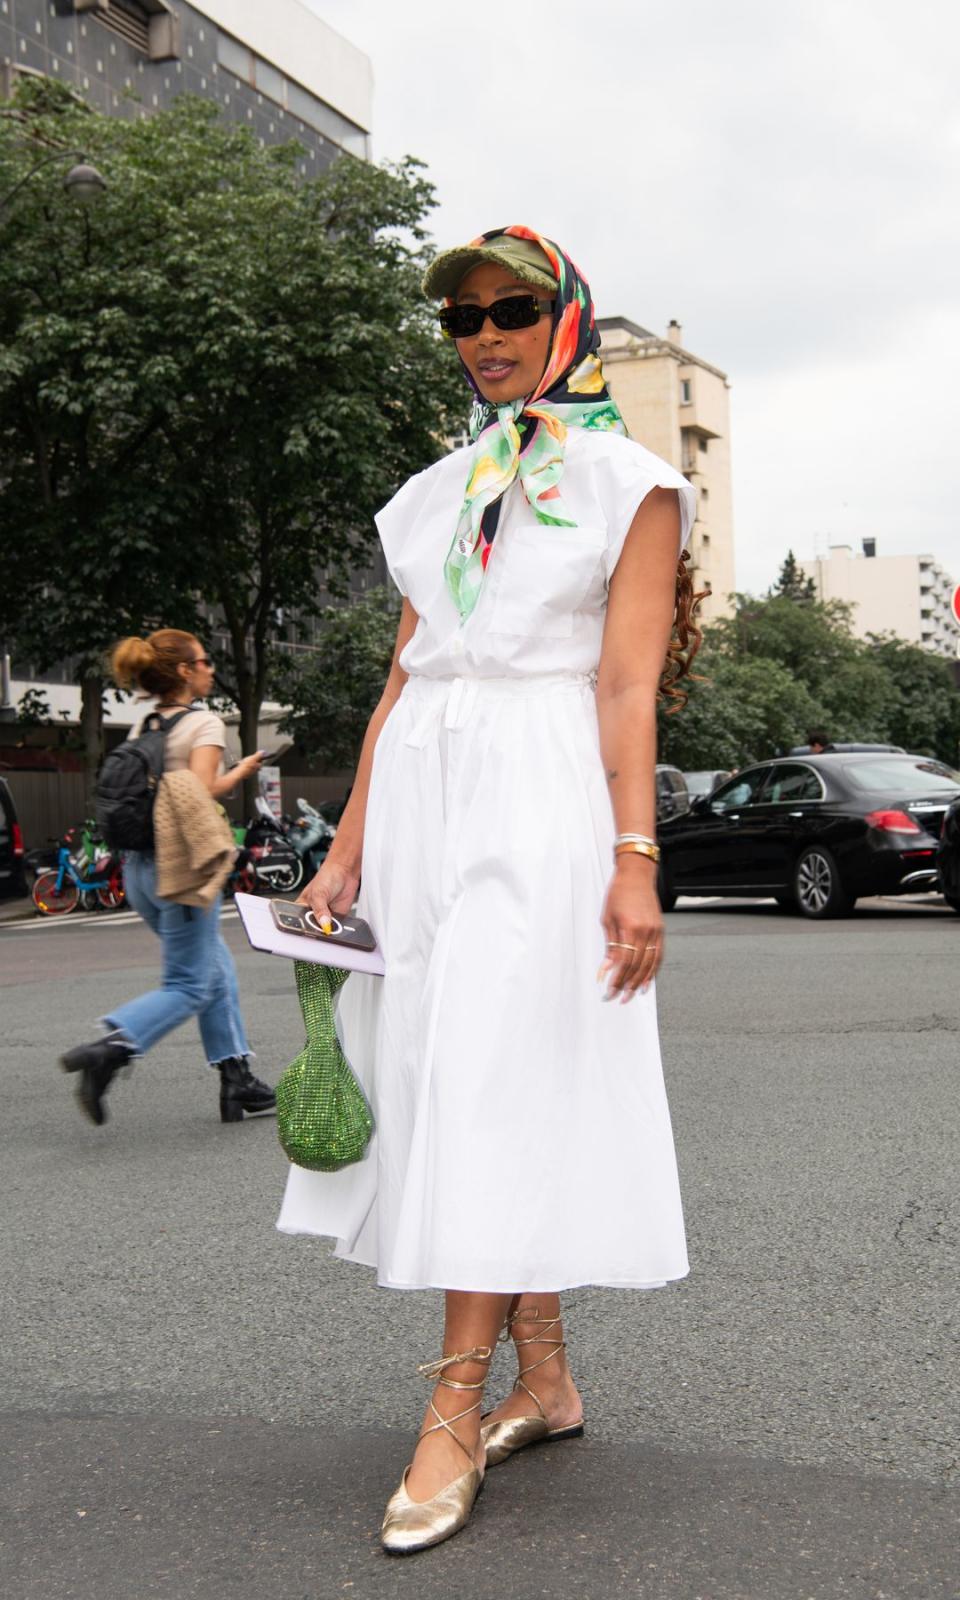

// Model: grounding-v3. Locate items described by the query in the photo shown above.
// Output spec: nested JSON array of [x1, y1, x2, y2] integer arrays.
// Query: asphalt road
[[1, 897, 957, 1598]]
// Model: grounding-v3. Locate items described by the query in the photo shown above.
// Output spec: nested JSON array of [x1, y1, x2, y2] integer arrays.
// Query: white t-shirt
[[375, 429, 695, 681]]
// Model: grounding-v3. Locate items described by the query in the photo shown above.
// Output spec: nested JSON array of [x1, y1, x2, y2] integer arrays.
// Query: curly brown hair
[[659, 550, 708, 711]]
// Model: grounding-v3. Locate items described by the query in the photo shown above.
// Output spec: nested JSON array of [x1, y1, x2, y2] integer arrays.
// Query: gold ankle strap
[[417, 1345, 492, 1384], [415, 1346, 492, 1469], [501, 1309, 566, 1422]]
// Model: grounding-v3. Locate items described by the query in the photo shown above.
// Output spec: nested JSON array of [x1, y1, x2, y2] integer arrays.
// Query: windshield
[[685, 772, 717, 796], [842, 758, 960, 795]]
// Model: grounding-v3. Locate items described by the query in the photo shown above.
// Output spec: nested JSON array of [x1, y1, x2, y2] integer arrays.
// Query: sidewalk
[[0, 893, 33, 923]]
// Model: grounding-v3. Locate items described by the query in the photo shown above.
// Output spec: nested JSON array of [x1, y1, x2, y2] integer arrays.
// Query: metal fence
[[4, 771, 352, 849]]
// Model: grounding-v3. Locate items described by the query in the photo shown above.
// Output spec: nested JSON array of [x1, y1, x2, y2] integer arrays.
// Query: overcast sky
[[308, 0, 959, 598]]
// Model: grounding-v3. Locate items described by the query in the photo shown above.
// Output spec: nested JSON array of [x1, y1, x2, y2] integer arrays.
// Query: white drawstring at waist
[[402, 673, 596, 749]]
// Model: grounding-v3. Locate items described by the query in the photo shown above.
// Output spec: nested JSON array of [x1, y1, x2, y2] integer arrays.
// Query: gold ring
[[607, 941, 638, 952]]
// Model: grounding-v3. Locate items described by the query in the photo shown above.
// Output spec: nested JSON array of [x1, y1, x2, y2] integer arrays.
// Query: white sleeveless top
[[375, 429, 696, 682]]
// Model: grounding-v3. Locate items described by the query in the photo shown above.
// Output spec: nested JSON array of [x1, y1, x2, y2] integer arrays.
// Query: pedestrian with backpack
[[60, 629, 276, 1127]]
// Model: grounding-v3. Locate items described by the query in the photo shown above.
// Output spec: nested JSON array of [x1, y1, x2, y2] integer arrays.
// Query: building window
[[211, 39, 369, 155], [698, 436, 708, 454], [218, 32, 252, 83], [255, 57, 284, 106], [680, 378, 692, 405]]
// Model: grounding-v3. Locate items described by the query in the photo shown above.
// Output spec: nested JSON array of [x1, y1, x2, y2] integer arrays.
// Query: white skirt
[[277, 673, 689, 1293]]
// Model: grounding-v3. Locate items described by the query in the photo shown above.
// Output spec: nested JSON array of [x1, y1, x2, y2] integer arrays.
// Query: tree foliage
[[278, 586, 402, 770], [660, 589, 960, 770], [771, 549, 817, 604], [0, 80, 465, 788]]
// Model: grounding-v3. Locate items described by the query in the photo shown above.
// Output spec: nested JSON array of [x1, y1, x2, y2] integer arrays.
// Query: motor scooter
[[233, 799, 305, 894], [288, 798, 336, 880]]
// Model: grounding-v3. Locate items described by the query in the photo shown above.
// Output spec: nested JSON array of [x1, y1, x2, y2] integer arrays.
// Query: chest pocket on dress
[[487, 524, 606, 639]]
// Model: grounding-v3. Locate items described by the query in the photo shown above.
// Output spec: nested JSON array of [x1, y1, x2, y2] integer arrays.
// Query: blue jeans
[[107, 852, 251, 1066]]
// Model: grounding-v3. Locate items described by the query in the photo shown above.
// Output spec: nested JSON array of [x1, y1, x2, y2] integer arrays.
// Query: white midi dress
[[278, 428, 696, 1293]]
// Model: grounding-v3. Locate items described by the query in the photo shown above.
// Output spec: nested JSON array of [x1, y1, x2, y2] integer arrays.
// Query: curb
[[0, 897, 37, 925]]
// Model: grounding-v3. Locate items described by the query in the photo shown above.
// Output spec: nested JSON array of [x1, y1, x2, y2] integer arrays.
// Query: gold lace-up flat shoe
[[381, 1345, 491, 1556], [481, 1308, 584, 1468]]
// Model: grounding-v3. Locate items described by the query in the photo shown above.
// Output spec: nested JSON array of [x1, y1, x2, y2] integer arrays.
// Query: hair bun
[[111, 635, 157, 690]]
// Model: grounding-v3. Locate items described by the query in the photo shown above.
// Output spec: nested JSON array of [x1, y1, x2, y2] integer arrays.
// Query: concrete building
[[802, 542, 958, 657], [0, 0, 371, 169], [598, 317, 736, 621]]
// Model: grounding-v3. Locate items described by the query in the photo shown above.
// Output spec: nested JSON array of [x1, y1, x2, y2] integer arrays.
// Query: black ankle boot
[[60, 1029, 134, 1126], [216, 1057, 276, 1123]]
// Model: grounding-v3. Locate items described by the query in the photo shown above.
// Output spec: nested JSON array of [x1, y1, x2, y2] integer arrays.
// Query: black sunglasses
[[438, 294, 556, 341], [191, 655, 213, 669]]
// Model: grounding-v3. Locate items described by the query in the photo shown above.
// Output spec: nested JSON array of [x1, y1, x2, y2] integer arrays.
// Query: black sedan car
[[936, 795, 960, 913], [658, 752, 960, 918], [0, 776, 25, 899]]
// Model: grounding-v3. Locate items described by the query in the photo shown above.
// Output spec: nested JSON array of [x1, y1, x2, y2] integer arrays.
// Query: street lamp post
[[0, 148, 107, 223], [0, 147, 107, 718]]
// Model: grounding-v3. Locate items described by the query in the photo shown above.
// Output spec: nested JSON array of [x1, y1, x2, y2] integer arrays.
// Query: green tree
[[278, 586, 402, 771], [709, 591, 896, 740], [771, 550, 817, 604], [658, 647, 826, 769], [0, 81, 464, 797], [866, 634, 960, 761], [664, 589, 960, 769], [0, 83, 198, 783]]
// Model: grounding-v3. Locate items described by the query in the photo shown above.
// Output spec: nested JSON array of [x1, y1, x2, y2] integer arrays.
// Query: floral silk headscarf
[[444, 225, 627, 621]]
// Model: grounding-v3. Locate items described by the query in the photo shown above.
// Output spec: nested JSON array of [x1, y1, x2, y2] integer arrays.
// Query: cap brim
[[422, 245, 558, 300]]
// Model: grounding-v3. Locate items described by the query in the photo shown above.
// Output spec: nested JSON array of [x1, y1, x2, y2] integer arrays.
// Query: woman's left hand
[[598, 859, 664, 1003]]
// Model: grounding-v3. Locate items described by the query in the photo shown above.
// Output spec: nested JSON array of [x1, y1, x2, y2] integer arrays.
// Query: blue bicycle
[[31, 827, 125, 916]]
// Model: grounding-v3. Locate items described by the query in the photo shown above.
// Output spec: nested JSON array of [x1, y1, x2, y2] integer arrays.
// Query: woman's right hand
[[234, 750, 266, 781], [298, 858, 360, 931]]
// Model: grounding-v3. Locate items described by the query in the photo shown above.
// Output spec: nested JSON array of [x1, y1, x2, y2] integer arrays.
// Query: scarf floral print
[[443, 225, 627, 621]]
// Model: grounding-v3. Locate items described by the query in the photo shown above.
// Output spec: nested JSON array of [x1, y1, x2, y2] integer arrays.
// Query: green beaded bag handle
[[275, 961, 373, 1172]]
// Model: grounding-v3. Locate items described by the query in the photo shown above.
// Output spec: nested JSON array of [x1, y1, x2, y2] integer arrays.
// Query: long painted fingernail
[[320, 918, 332, 933]]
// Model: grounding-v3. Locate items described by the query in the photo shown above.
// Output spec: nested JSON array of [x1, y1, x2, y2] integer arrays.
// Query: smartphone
[[270, 900, 377, 952]]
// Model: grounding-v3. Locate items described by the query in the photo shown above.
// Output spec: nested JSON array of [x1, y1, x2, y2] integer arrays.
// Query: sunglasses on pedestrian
[[191, 654, 214, 669], [438, 294, 556, 341]]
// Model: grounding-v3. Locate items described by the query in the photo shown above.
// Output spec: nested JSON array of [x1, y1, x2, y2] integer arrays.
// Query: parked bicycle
[[32, 827, 125, 916]]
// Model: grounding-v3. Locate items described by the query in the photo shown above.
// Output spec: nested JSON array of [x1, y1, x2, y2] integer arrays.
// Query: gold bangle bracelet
[[614, 841, 661, 864]]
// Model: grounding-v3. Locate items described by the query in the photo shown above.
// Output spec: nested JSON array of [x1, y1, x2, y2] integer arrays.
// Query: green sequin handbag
[[275, 961, 373, 1172]]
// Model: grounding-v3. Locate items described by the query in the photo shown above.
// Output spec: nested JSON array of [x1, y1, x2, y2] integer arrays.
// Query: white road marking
[[0, 906, 240, 936]]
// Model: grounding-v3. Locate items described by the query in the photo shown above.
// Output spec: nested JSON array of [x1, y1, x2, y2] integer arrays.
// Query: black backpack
[[96, 707, 199, 852]]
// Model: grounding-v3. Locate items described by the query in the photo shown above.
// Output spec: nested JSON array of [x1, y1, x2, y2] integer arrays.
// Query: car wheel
[[657, 865, 677, 912], [794, 846, 854, 919]]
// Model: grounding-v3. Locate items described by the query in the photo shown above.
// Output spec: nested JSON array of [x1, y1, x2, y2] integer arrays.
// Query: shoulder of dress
[[378, 446, 471, 518]]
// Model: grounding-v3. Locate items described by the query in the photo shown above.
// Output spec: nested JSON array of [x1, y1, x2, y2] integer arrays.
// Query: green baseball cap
[[422, 232, 559, 300]]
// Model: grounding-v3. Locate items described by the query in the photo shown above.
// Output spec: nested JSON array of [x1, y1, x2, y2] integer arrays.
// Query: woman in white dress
[[279, 227, 702, 1553]]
